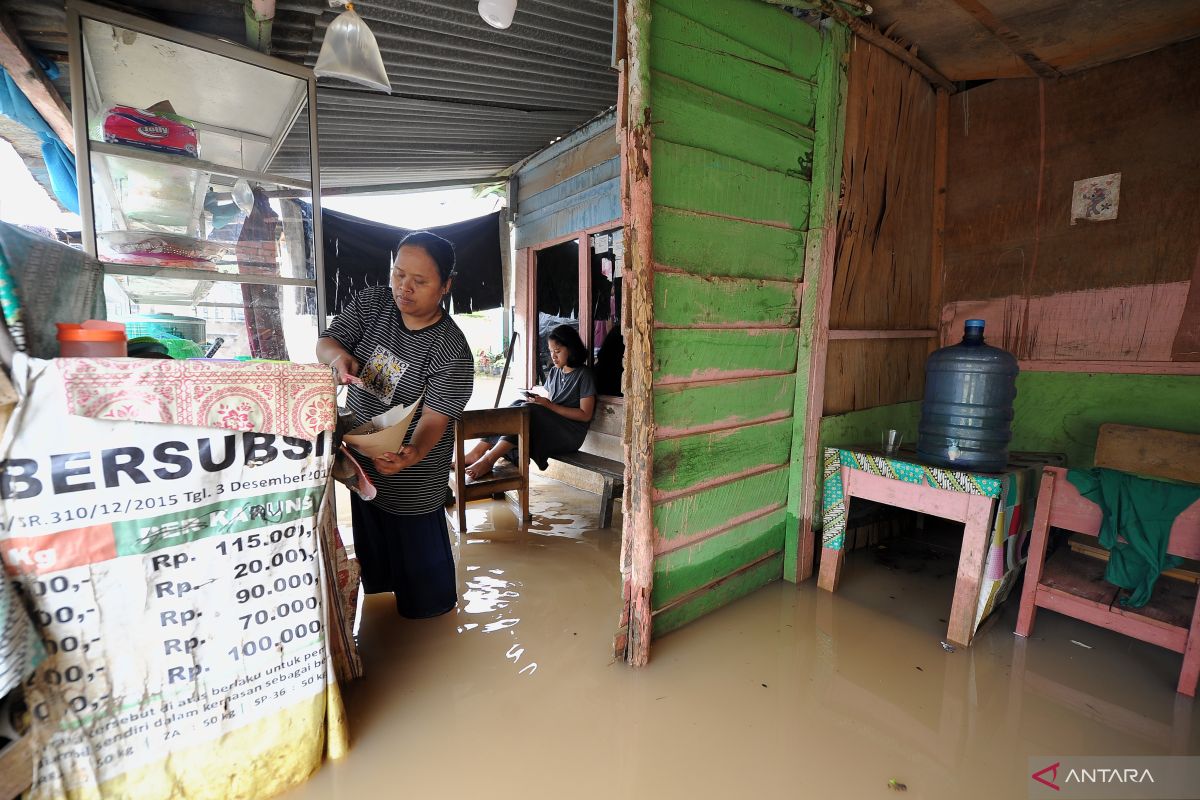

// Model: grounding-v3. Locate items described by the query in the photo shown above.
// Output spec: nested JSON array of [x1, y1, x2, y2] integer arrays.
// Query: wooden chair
[[1015, 424, 1200, 696], [451, 406, 530, 532]]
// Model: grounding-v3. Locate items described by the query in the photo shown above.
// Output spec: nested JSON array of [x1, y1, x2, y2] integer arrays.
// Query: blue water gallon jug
[[917, 319, 1018, 473]]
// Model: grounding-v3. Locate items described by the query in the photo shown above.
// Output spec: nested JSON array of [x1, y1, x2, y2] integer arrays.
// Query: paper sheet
[[341, 395, 422, 458]]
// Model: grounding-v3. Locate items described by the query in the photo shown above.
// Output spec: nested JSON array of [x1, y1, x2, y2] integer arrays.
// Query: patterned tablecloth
[[821, 448, 1065, 633]]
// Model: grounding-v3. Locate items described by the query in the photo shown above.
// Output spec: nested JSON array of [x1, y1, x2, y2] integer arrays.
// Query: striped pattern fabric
[[324, 287, 474, 516]]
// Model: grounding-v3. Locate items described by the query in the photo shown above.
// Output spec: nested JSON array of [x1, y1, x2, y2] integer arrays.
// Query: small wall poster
[[1071, 172, 1121, 225]]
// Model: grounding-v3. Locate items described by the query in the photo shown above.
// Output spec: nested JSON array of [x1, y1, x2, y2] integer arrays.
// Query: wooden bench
[[1015, 424, 1200, 696], [541, 398, 626, 529], [548, 450, 624, 529]]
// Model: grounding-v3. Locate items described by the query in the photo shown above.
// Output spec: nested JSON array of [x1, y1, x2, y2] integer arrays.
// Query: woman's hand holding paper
[[372, 445, 421, 475]]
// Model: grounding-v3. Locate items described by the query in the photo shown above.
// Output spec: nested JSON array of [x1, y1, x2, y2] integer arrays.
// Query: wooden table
[[451, 405, 531, 532], [819, 447, 1063, 647]]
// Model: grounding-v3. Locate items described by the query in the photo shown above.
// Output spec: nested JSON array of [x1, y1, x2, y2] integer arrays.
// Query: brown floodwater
[[286, 478, 1198, 800]]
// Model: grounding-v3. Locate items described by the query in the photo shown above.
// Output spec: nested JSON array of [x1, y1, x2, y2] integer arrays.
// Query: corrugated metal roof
[[4, 0, 618, 189]]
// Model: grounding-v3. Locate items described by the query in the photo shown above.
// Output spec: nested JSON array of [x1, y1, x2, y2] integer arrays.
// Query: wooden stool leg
[[519, 487, 529, 528], [454, 420, 467, 533], [518, 406, 530, 529], [1177, 590, 1200, 697], [599, 477, 615, 528]]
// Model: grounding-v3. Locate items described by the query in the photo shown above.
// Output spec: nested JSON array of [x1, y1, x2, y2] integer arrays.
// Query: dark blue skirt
[[350, 495, 457, 618]]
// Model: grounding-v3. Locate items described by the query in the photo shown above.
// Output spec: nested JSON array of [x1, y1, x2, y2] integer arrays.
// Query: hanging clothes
[[0, 63, 77, 213], [0, 221, 105, 358], [1067, 467, 1200, 608], [236, 186, 287, 360], [321, 207, 503, 316]]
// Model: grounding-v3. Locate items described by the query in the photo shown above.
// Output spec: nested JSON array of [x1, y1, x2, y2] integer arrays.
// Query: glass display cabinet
[[66, 0, 325, 360]]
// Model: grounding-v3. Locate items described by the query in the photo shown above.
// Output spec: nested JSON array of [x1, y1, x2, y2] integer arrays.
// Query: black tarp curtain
[[321, 208, 504, 315]]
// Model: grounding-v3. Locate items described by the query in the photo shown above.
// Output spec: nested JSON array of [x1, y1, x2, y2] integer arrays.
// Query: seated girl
[[464, 325, 595, 478]]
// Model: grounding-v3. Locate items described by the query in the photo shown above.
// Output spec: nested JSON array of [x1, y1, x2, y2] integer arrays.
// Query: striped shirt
[[323, 286, 474, 515]]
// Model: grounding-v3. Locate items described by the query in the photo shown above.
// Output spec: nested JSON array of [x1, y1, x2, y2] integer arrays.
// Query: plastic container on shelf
[[916, 319, 1019, 473], [122, 313, 207, 344], [57, 322, 127, 357]]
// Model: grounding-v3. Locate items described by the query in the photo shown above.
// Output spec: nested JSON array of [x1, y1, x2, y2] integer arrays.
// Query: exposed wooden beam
[[946, 0, 1061, 79], [0, 10, 74, 153], [810, 0, 957, 93], [619, 0, 656, 668], [789, 23, 851, 585]]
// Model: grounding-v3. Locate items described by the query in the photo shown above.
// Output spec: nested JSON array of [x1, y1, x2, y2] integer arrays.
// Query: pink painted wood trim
[[653, 202, 800, 231], [652, 461, 787, 504], [1035, 585, 1189, 653], [655, 503, 786, 556], [527, 221, 623, 252], [1042, 467, 1200, 560], [655, 368, 796, 388], [578, 232, 592, 359], [1015, 471, 1056, 637], [652, 263, 802, 286], [1022, 465, 1200, 695], [1171, 243, 1200, 362], [796, 229, 837, 584], [654, 322, 800, 330], [946, 493, 999, 647], [1180, 589, 1200, 696], [1040, 466, 1105, 535], [524, 247, 537, 389], [1017, 360, 1200, 375], [655, 409, 794, 441], [942, 282, 1190, 361], [655, 372, 790, 393], [842, 468, 976, 521], [827, 329, 938, 340], [651, 549, 783, 619], [817, 546, 844, 592]]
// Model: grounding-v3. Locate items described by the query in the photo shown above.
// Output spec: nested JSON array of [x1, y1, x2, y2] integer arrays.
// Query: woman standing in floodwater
[[317, 231, 474, 618]]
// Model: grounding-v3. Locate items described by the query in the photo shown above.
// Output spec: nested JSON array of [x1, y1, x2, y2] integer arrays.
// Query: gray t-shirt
[[544, 366, 596, 437]]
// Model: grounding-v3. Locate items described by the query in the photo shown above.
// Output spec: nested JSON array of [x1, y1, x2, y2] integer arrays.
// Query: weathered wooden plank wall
[[941, 37, 1200, 370], [822, 39, 937, 415], [638, 0, 836, 641], [807, 38, 938, 586], [511, 112, 622, 397], [513, 112, 620, 250]]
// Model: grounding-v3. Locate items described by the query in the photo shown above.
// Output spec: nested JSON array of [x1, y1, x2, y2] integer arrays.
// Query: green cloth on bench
[[1067, 468, 1200, 608]]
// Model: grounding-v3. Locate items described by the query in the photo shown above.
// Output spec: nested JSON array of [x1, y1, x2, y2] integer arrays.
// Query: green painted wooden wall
[[645, 0, 845, 637], [819, 373, 1200, 470]]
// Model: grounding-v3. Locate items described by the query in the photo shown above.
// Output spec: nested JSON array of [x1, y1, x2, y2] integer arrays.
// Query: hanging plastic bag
[[314, 1, 391, 93]]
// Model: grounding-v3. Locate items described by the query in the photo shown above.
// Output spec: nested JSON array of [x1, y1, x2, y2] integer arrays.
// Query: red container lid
[[56, 324, 127, 343]]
